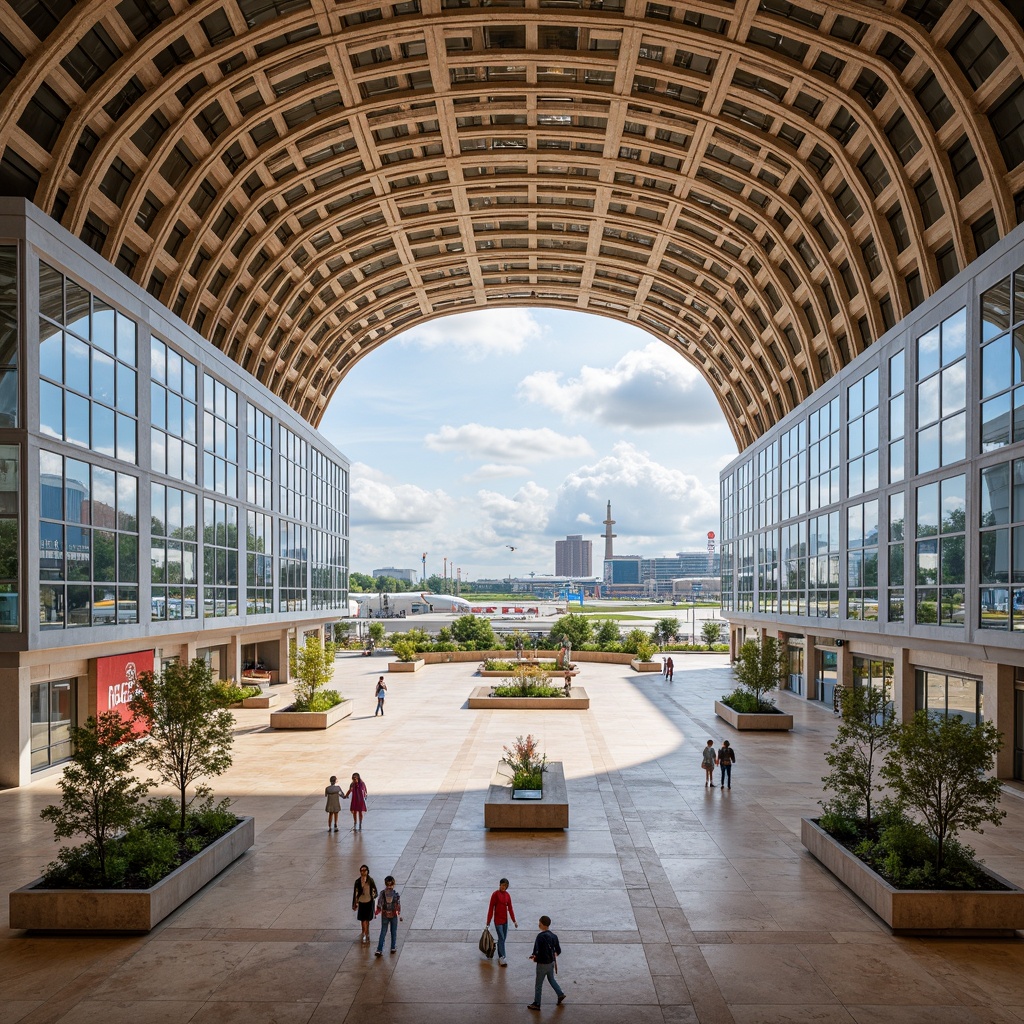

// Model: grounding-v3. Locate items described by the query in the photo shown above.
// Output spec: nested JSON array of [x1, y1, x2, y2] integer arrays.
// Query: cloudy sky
[[318, 308, 739, 580]]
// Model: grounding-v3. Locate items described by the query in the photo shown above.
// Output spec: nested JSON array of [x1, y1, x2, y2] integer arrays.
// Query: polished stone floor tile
[[1, 655, 1022, 1024]]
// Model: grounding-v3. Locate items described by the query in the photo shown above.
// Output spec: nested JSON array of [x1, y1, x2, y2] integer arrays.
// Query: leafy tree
[[375, 575, 398, 593], [635, 637, 658, 662], [349, 572, 375, 592], [548, 613, 593, 649], [881, 711, 1005, 874], [368, 621, 386, 646], [130, 658, 235, 832], [652, 617, 678, 648], [701, 620, 723, 649], [392, 639, 418, 662], [40, 713, 152, 884], [450, 613, 496, 649], [822, 681, 896, 824], [288, 634, 340, 713], [425, 573, 446, 593], [594, 619, 621, 649], [731, 636, 786, 709], [620, 627, 649, 654]]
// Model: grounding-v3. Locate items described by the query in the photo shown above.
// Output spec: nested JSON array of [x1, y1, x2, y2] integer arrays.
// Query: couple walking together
[[324, 772, 368, 831], [352, 866, 403, 953], [701, 739, 736, 788], [485, 879, 566, 1010]]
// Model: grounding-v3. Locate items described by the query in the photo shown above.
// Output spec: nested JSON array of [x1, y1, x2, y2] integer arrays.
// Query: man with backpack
[[374, 676, 387, 716], [374, 875, 403, 956]]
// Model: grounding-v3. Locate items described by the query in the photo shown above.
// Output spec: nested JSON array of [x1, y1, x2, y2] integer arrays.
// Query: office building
[[0, 202, 349, 788], [555, 535, 592, 577]]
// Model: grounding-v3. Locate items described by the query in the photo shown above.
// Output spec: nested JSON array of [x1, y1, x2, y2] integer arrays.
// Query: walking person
[[344, 771, 368, 830], [374, 875, 403, 956], [665, 656, 674, 682], [352, 865, 378, 944], [718, 739, 736, 789], [374, 676, 387, 716], [486, 877, 518, 965], [701, 739, 718, 788], [528, 915, 565, 1010], [325, 775, 343, 832]]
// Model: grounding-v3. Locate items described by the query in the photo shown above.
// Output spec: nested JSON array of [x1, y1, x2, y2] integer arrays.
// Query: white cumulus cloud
[[518, 342, 721, 428], [350, 462, 454, 527], [548, 442, 717, 544], [425, 423, 593, 462], [399, 308, 543, 359], [465, 463, 530, 480]]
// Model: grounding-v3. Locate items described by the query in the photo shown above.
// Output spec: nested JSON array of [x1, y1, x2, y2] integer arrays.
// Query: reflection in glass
[[39, 381, 63, 438], [66, 391, 90, 448]]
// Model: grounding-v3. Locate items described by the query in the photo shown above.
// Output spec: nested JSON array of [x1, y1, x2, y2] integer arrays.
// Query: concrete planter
[[468, 686, 590, 709], [631, 659, 662, 672], [9, 816, 255, 933], [479, 668, 578, 678], [240, 689, 279, 708], [388, 659, 425, 673], [801, 818, 1024, 935], [715, 699, 793, 731], [485, 761, 568, 829], [269, 701, 353, 729]]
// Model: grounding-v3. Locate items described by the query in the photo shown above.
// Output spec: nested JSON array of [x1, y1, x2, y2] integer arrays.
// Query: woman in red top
[[486, 877, 518, 965]]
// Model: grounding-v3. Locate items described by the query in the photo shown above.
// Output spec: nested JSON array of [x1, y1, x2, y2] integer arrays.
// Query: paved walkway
[[2, 655, 1023, 1024]]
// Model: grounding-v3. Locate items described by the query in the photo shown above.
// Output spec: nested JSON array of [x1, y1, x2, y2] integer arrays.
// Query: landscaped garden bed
[[803, 678, 1024, 934], [715, 636, 793, 730], [468, 686, 590, 709], [484, 736, 568, 829]]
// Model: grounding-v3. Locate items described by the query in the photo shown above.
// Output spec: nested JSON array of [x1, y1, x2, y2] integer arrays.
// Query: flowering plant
[[500, 734, 548, 790]]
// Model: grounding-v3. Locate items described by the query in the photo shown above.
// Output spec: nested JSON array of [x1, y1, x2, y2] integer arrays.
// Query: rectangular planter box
[[485, 761, 568, 829], [388, 659, 424, 673], [715, 699, 793, 731], [801, 817, 1024, 935], [479, 668, 578, 678], [631, 660, 662, 672], [269, 701, 353, 729], [241, 690, 279, 708], [468, 686, 590, 709], [9, 816, 255, 933]]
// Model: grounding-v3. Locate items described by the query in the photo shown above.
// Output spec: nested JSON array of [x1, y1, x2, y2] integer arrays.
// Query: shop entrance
[[815, 649, 837, 706]]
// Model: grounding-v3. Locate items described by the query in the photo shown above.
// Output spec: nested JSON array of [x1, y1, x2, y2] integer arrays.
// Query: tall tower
[[602, 500, 616, 560]]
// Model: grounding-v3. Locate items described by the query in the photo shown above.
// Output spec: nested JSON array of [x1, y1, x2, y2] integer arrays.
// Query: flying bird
[[506, 545, 517, 552]]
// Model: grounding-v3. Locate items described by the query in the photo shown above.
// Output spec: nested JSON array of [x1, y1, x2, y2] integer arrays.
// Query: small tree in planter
[[721, 636, 786, 712], [821, 681, 896, 827], [290, 634, 341, 711], [367, 621, 386, 648], [500, 734, 548, 791], [701, 620, 723, 650], [40, 713, 152, 886], [130, 658, 235, 832], [881, 711, 1005, 877], [635, 637, 658, 663], [392, 639, 418, 662]]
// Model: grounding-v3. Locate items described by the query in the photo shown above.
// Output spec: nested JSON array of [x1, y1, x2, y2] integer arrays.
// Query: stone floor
[[2, 654, 1024, 1024]]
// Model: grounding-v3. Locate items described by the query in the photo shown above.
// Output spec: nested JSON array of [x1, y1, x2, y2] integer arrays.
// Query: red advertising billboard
[[96, 650, 153, 732]]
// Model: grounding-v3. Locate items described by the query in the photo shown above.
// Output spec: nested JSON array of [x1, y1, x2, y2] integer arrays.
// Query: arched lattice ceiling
[[2, 0, 1024, 447]]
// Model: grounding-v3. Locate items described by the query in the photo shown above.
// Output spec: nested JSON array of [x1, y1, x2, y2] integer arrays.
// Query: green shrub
[[297, 688, 343, 713], [391, 639, 418, 662], [210, 680, 262, 707], [491, 684, 564, 698], [719, 688, 777, 713]]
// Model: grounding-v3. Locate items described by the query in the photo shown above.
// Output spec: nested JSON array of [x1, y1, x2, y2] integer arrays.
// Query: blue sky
[[318, 308, 738, 580]]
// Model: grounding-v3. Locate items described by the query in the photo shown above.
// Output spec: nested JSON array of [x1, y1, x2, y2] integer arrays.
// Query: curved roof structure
[[1, 0, 1023, 446]]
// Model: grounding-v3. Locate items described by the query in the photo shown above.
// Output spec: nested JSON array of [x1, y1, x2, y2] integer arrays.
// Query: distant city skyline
[[321, 308, 736, 579]]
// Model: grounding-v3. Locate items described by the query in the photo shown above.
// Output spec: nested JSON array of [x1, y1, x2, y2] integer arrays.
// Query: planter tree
[[130, 658, 235, 832], [290, 634, 340, 711], [701, 620, 722, 650], [731, 636, 786, 710], [548, 613, 593, 650], [881, 711, 1005, 875], [391, 639, 418, 662], [39, 713, 152, 885], [594, 620, 621, 648], [652, 617, 678, 648], [821, 681, 895, 825]]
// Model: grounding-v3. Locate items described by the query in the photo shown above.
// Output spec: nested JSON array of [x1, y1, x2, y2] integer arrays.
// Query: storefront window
[[915, 669, 982, 724], [30, 679, 75, 770]]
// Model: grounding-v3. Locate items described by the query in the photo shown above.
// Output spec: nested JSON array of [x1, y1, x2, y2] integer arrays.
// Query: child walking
[[701, 739, 718, 787], [325, 775, 343, 831], [374, 876, 403, 956]]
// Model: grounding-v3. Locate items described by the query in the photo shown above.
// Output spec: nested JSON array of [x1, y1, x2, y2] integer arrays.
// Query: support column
[[0, 664, 28, 788], [836, 641, 854, 695], [983, 661, 1015, 779], [892, 646, 915, 722], [226, 634, 242, 683], [278, 629, 292, 685]]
